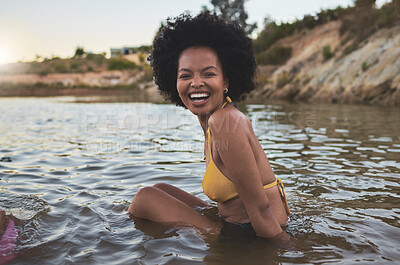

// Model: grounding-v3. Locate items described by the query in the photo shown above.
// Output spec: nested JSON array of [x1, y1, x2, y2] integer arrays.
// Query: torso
[[204, 105, 288, 225]]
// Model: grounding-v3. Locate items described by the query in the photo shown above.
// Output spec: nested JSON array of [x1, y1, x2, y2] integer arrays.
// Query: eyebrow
[[178, 66, 218, 72]]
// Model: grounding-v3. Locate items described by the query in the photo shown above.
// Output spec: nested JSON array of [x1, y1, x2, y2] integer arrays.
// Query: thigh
[[153, 183, 209, 207], [128, 186, 215, 229]]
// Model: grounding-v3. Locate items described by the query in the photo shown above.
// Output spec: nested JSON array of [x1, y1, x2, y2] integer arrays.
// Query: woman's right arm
[[209, 113, 295, 248], [209, 114, 282, 237]]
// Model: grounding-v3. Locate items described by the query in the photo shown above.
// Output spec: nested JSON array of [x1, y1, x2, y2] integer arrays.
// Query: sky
[[0, 0, 391, 64]]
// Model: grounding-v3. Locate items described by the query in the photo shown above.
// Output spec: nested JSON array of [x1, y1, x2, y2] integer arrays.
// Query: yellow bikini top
[[202, 97, 279, 203]]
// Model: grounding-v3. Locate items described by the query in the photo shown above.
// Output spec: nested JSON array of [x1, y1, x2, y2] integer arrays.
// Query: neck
[[198, 96, 230, 135], [198, 114, 210, 135]]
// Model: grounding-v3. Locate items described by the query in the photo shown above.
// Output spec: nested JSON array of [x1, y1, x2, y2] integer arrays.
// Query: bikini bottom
[[217, 178, 290, 242], [218, 221, 257, 243]]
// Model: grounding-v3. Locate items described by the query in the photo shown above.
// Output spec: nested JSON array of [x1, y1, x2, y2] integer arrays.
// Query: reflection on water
[[0, 96, 399, 264]]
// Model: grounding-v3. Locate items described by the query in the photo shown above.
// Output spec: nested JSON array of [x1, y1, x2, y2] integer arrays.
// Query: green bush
[[70, 62, 81, 70], [377, 3, 397, 27], [255, 71, 268, 86], [138, 52, 146, 63], [339, 1, 400, 44], [355, 0, 375, 9], [108, 58, 137, 70], [54, 62, 68, 73], [322, 46, 334, 60], [256, 46, 292, 65], [361, 61, 368, 72], [137, 45, 151, 53], [302, 15, 318, 29], [87, 53, 105, 61], [94, 56, 105, 67], [317, 8, 343, 23], [277, 72, 291, 88], [140, 65, 153, 82], [254, 6, 348, 54], [395, 0, 400, 16], [254, 22, 296, 53]]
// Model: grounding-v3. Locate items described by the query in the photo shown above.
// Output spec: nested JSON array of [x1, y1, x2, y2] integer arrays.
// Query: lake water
[[1, 96, 399, 264]]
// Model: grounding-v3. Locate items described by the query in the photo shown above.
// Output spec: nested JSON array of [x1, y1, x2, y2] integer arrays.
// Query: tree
[[203, 0, 257, 35], [354, 0, 376, 9], [35, 54, 42, 62], [394, 0, 400, 16], [73, 46, 86, 58]]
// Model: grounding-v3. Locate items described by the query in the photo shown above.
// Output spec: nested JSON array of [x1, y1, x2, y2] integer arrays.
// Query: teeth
[[190, 93, 210, 99]]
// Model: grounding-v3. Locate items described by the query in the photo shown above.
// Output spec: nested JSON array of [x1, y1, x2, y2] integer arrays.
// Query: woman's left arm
[[209, 112, 284, 238]]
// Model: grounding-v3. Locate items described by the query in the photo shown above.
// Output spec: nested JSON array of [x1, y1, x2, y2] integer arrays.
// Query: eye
[[204, 72, 216, 77], [178, 74, 191, 79]]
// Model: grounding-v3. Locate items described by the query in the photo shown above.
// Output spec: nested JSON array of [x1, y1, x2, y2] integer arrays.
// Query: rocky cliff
[[249, 21, 400, 106]]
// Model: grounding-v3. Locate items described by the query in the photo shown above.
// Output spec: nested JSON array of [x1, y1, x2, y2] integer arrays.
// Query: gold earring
[[224, 87, 229, 94]]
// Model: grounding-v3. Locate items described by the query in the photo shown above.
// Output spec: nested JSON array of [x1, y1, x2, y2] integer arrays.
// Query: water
[[0, 96, 399, 264]]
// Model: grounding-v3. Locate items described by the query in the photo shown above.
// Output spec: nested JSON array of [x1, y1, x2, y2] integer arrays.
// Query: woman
[[128, 11, 291, 243]]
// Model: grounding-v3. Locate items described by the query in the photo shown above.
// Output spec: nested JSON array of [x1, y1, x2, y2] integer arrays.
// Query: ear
[[223, 77, 229, 89]]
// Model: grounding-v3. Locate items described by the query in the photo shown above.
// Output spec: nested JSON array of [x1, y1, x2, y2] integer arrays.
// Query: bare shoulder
[[208, 105, 251, 137]]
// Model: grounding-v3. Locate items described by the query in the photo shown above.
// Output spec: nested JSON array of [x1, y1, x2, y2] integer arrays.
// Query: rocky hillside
[[1, 4, 399, 106], [249, 20, 400, 106], [0, 54, 156, 98]]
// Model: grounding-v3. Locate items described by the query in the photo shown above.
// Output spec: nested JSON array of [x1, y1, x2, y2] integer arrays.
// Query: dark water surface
[[1, 97, 399, 264]]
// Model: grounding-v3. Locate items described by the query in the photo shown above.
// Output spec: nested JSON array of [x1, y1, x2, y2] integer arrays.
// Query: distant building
[[110, 46, 151, 58], [110, 46, 151, 65], [110, 47, 135, 57]]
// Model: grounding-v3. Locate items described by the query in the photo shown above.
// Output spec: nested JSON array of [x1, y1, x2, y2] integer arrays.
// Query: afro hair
[[149, 11, 257, 107]]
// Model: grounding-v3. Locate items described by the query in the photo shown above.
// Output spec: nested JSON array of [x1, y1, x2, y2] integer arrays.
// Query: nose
[[190, 75, 205, 88]]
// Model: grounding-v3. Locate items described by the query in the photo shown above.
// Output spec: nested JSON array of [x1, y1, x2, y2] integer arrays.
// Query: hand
[[195, 222, 223, 244], [267, 230, 297, 250]]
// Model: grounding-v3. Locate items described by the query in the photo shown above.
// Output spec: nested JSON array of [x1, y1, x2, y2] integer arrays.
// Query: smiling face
[[177, 46, 228, 117]]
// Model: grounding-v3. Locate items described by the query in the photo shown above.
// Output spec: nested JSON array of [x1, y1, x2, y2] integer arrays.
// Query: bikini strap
[[263, 180, 278, 189], [277, 178, 291, 214], [222, 96, 232, 108], [207, 127, 213, 159]]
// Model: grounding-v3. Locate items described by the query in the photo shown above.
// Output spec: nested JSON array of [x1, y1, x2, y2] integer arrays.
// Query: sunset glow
[[0, 47, 9, 65]]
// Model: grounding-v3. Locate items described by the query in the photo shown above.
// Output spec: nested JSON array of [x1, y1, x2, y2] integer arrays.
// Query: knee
[[129, 186, 159, 215], [153, 183, 171, 191], [132, 186, 157, 202]]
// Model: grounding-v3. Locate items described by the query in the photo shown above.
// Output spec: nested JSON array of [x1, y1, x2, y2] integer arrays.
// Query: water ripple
[[0, 97, 399, 264]]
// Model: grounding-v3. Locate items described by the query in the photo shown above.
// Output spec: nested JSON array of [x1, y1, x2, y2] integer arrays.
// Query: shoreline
[[0, 85, 165, 103], [1, 88, 398, 108]]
